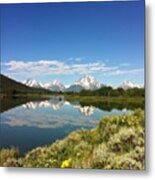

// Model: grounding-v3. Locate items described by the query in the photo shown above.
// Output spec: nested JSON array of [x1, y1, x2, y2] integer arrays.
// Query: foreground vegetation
[[0, 109, 144, 170]]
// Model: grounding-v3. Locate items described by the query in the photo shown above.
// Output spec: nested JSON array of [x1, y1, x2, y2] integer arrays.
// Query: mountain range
[[23, 75, 142, 92], [117, 80, 142, 90]]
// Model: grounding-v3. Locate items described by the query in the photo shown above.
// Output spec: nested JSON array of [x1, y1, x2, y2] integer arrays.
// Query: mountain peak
[[119, 80, 141, 90], [44, 80, 65, 92], [52, 80, 62, 85], [78, 75, 96, 82], [75, 75, 101, 90], [23, 79, 42, 88]]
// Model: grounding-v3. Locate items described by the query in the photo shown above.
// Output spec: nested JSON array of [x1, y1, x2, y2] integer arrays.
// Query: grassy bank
[[65, 95, 144, 103], [65, 95, 145, 110], [0, 109, 144, 169]]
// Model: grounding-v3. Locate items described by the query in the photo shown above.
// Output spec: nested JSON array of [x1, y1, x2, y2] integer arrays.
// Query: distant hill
[[0, 74, 51, 95]]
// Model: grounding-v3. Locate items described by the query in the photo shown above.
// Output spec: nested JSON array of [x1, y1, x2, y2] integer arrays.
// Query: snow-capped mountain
[[44, 80, 65, 92], [24, 79, 65, 92], [65, 75, 101, 92], [23, 79, 43, 88], [23, 75, 103, 92], [75, 75, 101, 90], [23, 76, 142, 92], [118, 80, 141, 90]]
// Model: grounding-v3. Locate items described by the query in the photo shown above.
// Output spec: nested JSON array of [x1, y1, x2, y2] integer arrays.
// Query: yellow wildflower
[[61, 158, 72, 168]]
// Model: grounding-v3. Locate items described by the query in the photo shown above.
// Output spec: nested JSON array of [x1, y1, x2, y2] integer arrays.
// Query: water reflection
[[0, 95, 144, 114], [72, 104, 95, 116], [1, 100, 98, 129], [22, 99, 65, 110], [22, 99, 96, 117]]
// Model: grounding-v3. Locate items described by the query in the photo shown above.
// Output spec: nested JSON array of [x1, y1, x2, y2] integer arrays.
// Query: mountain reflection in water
[[22, 99, 96, 117], [22, 99, 64, 111]]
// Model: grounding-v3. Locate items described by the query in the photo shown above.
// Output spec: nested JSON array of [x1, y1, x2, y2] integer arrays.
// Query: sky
[[0, 0, 145, 86]]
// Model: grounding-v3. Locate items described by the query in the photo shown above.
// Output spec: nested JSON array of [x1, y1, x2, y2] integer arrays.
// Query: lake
[[0, 96, 140, 155]]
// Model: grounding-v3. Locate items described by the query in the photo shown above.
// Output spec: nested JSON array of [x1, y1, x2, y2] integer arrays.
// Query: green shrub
[[0, 147, 21, 167]]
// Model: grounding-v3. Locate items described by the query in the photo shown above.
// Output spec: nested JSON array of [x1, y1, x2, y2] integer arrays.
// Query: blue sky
[[1, 1, 144, 86]]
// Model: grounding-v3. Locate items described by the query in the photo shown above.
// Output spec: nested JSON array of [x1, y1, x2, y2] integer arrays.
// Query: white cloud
[[2, 59, 143, 79], [105, 68, 144, 76], [3, 59, 118, 77]]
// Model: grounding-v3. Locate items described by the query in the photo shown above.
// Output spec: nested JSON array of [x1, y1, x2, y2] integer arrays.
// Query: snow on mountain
[[43, 80, 65, 92], [65, 75, 101, 92], [23, 76, 142, 92], [75, 75, 101, 90], [23, 75, 103, 92], [23, 79, 65, 92], [118, 80, 141, 90], [23, 79, 43, 88]]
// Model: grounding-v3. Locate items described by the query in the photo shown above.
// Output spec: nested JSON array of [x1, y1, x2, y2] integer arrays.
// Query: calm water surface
[[0, 97, 133, 155]]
